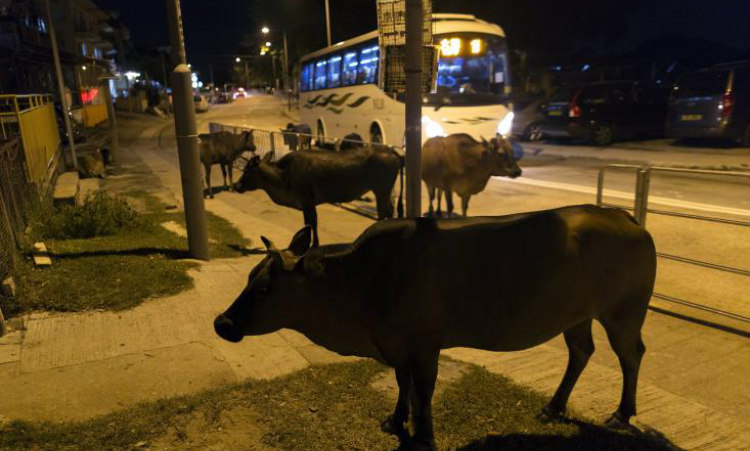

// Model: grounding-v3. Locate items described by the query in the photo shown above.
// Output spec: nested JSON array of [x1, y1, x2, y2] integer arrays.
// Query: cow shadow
[[391, 420, 679, 451]]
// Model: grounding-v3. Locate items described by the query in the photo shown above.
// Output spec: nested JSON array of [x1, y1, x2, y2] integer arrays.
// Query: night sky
[[94, 0, 749, 80]]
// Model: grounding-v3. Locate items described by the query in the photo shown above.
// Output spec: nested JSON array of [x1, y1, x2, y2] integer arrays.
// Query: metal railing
[[597, 164, 750, 325]]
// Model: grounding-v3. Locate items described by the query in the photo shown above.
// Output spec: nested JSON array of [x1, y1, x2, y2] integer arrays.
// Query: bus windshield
[[425, 33, 509, 107]]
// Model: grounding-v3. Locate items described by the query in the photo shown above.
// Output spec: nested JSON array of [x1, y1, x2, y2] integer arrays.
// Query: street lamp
[[259, 25, 289, 93], [235, 57, 241, 63]]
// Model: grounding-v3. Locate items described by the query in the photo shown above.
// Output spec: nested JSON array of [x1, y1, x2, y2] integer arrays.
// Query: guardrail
[[0, 94, 61, 185], [597, 164, 750, 326]]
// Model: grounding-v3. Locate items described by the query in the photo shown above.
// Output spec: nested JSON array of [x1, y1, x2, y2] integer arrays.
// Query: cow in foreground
[[233, 147, 403, 247], [215, 205, 656, 450], [422, 134, 522, 217], [281, 123, 312, 151], [199, 130, 256, 198]]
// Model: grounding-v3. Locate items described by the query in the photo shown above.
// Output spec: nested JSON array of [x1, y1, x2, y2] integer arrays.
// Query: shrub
[[32, 191, 144, 240]]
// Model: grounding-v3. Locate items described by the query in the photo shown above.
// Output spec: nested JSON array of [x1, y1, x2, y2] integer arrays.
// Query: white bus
[[298, 13, 514, 146]]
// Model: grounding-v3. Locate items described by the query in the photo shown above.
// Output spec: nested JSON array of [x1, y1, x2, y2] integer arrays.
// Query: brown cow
[[199, 130, 256, 198], [422, 134, 522, 217], [215, 205, 657, 450]]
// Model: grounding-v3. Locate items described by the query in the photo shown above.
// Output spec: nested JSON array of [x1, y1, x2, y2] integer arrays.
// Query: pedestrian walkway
[[1, 117, 747, 451]]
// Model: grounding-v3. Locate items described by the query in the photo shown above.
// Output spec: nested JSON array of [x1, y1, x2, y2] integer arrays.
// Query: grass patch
[[7, 190, 251, 315], [0, 360, 675, 451]]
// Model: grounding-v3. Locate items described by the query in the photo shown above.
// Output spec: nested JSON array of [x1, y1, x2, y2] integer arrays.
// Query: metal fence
[[597, 164, 750, 326], [0, 138, 30, 284]]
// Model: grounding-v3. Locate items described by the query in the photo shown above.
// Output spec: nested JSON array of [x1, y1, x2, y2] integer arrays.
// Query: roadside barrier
[[597, 164, 750, 326]]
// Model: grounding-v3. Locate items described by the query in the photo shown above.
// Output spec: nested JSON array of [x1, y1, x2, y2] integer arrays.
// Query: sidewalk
[[1, 117, 748, 451], [526, 140, 750, 171]]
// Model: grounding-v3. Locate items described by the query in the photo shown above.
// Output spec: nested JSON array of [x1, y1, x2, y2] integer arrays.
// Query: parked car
[[540, 81, 668, 146], [665, 61, 750, 146], [512, 97, 546, 141]]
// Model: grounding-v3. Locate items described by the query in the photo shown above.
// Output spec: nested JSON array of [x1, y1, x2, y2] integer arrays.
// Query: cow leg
[[460, 195, 471, 217], [375, 189, 394, 219], [303, 206, 320, 247], [445, 190, 454, 218], [427, 186, 436, 217], [436, 189, 443, 218], [204, 164, 213, 199], [227, 160, 234, 190], [539, 319, 594, 422], [600, 312, 647, 429], [220, 162, 228, 188], [409, 351, 439, 451], [381, 366, 412, 437]]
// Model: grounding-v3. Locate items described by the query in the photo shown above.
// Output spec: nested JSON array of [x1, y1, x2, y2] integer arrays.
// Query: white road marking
[[494, 176, 750, 218]]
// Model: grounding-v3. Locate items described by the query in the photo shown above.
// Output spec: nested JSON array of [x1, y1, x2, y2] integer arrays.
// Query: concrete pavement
[[1, 102, 748, 451]]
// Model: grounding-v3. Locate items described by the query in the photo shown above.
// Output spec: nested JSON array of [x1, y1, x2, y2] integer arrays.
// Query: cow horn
[[261, 236, 277, 252]]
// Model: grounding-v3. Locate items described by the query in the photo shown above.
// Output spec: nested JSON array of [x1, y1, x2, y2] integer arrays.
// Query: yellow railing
[[0, 94, 61, 185], [81, 103, 108, 127]]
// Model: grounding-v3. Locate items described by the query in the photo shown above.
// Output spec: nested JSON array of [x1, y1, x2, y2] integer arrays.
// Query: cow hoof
[[537, 405, 565, 424], [381, 415, 406, 436], [604, 412, 630, 430]]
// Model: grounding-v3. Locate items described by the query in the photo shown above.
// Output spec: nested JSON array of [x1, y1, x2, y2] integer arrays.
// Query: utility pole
[[166, 0, 210, 260], [44, 0, 77, 169], [324, 0, 332, 47], [282, 30, 290, 92], [404, 0, 422, 217], [243, 60, 250, 88]]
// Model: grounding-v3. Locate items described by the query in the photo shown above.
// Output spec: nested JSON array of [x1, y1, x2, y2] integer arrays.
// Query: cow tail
[[397, 153, 404, 218]]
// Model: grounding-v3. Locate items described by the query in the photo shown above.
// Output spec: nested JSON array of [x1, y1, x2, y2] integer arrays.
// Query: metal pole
[[209, 64, 215, 87], [44, 0, 77, 169], [243, 60, 249, 88], [102, 82, 118, 163], [404, 0, 422, 217], [166, 0, 210, 260], [282, 30, 290, 92], [324, 0, 332, 47], [271, 56, 277, 91]]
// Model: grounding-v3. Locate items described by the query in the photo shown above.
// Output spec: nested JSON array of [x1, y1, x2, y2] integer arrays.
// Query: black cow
[[281, 123, 312, 151], [215, 205, 656, 450], [233, 147, 404, 247], [199, 131, 256, 198]]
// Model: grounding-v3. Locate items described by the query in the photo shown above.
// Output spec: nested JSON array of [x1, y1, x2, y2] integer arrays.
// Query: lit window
[[440, 38, 461, 56], [469, 39, 483, 55], [327, 55, 342, 88], [342, 52, 358, 86], [314, 60, 327, 90], [357, 44, 379, 85]]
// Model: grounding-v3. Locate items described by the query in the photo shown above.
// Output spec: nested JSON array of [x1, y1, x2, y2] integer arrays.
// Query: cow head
[[483, 136, 522, 179], [214, 226, 313, 341], [233, 151, 274, 193], [241, 131, 257, 152]]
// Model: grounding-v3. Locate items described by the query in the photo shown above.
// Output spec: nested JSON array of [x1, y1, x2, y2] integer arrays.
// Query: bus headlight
[[496, 112, 514, 137], [422, 116, 446, 138]]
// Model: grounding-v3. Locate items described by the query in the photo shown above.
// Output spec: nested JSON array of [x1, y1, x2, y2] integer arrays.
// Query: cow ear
[[480, 136, 489, 146], [250, 155, 261, 167], [262, 151, 275, 164], [288, 226, 312, 257], [262, 236, 283, 268]]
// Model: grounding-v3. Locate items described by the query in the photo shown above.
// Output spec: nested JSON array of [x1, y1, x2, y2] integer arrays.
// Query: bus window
[[327, 55, 342, 88], [314, 60, 327, 90], [357, 44, 379, 85], [342, 51, 358, 86], [300, 63, 313, 91]]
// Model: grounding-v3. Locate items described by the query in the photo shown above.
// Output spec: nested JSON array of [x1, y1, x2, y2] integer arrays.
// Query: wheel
[[524, 123, 543, 142], [316, 120, 325, 147], [590, 124, 614, 146], [370, 123, 383, 144]]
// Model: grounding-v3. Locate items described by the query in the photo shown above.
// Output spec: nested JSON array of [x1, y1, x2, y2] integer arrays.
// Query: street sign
[[377, 0, 436, 94]]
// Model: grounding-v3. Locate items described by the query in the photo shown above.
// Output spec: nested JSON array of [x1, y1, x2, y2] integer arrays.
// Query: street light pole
[[44, 0, 77, 170], [282, 30, 290, 92], [166, 0, 210, 260], [324, 0, 332, 47], [243, 60, 249, 88], [404, 0, 423, 217]]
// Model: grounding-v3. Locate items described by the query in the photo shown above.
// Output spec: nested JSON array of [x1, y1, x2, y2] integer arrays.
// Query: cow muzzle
[[232, 182, 246, 193], [214, 314, 244, 343]]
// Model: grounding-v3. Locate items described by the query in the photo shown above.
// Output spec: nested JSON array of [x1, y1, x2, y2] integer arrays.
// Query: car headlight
[[422, 116, 446, 138], [496, 112, 514, 137]]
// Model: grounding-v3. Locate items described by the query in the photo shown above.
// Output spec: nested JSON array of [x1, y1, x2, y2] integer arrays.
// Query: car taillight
[[721, 92, 733, 121], [569, 89, 581, 118]]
